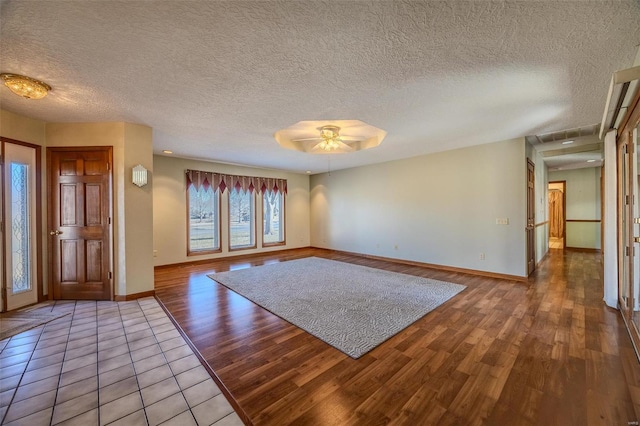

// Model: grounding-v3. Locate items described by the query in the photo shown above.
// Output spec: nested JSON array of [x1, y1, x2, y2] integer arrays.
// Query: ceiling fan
[[274, 119, 387, 155], [292, 125, 360, 153]]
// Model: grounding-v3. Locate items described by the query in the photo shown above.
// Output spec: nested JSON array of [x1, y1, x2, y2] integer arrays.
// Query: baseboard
[[154, 246, 313, 270], [565, 247, 601, 253], [114, 290, 155, 301], [317, 247, 528, 282]]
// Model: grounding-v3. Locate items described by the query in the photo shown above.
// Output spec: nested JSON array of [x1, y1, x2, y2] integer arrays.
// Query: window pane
[[263, 191, 284, 245], [188, 186, 219, 252], [229, 189, 255, 248], [11, 163, 31, 293]]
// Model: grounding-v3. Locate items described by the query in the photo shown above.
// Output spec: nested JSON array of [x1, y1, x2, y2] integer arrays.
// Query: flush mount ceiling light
[[274, 120, 387, 154], [0, 73, 51, 99]]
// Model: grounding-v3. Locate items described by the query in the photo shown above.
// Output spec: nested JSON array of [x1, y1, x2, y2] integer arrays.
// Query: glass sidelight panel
[[10, 163, 31, 293]]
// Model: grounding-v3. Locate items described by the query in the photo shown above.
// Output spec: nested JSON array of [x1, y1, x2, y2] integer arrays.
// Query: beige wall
[[123, 123, 154, 295], [153, 155, 310, 266], [310, 138, 528, 277]]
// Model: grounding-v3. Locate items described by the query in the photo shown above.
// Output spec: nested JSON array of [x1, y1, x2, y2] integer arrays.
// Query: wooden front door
[[48, 147, 112, 300], [526, 159, 536, 276]]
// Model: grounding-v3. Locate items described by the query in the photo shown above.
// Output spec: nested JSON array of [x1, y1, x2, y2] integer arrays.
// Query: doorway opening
[[549, 181, 566, 250]]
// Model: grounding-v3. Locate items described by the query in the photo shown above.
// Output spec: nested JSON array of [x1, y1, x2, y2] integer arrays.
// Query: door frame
[[526, 159, 536, 276], [616, 87, 640, 357], [0, 137, 43, 311], [548, 180, 566, 249], [46, 146, 114, 300], [617, 134, 632, 318]]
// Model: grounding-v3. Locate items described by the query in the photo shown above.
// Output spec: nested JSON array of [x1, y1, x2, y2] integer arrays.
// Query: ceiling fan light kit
[[274, 119, 387, 154]]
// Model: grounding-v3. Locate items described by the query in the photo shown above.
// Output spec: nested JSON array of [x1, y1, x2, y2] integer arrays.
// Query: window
[[187, 186, 220, 254], [229, 188, 255, 250], [263, 190, 285, 246]]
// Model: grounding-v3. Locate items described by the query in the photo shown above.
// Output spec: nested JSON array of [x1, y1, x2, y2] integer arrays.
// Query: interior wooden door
[[526, 159, 535, 275], [48, 147, 112, 300]]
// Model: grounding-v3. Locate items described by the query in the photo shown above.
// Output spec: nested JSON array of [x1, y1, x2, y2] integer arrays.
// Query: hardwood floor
[[154, 248, 640, 425]]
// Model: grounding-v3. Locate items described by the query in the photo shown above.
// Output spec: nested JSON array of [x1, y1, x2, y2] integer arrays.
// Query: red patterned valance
[[186, 170, 287, 195]]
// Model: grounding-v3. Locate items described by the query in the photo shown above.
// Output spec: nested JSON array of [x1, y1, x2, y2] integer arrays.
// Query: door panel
[[49, 147, 112, 300], [86, 184, 103, 225]]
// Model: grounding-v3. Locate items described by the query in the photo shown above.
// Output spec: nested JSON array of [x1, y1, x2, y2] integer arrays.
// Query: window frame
[[262, 190, 286, 247], [228, 188, 257, 251], [186, 185, 222, 256]]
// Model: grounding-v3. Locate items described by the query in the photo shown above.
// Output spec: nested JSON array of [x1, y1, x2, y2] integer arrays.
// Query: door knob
[[49, 230, 62, 236]]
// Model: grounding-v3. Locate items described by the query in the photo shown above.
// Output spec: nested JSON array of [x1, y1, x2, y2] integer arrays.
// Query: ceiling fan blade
[[336, 140, 354, 152], [292, 137, 323, 142], [310, 142, 326, 152], [335, 136, 362, 142]]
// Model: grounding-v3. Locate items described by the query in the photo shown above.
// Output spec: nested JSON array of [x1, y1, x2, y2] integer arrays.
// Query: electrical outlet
[[496, 218, 509, 225], [153, 250, 158, 257], [479, 253, 485, 260]]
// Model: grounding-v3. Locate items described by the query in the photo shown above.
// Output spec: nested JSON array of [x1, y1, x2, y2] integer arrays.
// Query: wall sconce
[[132, 164, 148, 187]]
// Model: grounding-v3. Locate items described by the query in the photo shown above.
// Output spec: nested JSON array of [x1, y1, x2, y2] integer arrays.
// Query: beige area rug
[[0, 311, 70, 340], [209, 257, 466, 358]]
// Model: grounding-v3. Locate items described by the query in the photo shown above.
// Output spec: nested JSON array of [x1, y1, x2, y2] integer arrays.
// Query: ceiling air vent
[[530, 124, 600, 145]]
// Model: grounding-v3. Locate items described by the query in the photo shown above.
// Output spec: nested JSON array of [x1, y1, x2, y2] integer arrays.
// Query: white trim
[[603, 129, 618, 308]]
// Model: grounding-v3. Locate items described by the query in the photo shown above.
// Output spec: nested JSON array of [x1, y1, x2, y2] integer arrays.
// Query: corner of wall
[[123, 123, 154, 296]]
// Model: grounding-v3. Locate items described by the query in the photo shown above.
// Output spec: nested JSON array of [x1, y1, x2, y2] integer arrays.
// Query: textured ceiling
[[1, 1, 639, 174]]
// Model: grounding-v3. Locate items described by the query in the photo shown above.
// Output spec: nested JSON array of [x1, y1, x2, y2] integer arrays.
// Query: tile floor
[[0, 298, 243, 426]]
